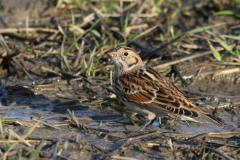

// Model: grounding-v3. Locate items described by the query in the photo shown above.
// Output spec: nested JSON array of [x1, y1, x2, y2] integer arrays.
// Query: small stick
[[12, 58, 39, 84], [104, 138, 132, 160], [67, 109, 88, 130], [0, 28, 58, 33], [189, 34, 219, 43], [116, 131, 162, 143], [41, 114, 62, 121], [142, 34, 188, 59], [111, 156, 138, 160], [31, 117, 61, 130], [51, 141, 59, 158], [103, 86, 116, 95], [167, 44, 189, 86], [189, 67, 203, 87], [0, 33, 10, 53], [0, 13, 10, 28], [172, 65, 189, 86]]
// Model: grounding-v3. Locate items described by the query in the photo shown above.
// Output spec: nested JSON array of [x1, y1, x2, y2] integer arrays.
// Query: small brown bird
[[109, 46, 225, 131]]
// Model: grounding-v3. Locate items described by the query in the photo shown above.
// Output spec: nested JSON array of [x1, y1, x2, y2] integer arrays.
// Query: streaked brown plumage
[[109, 46, 226, 130]]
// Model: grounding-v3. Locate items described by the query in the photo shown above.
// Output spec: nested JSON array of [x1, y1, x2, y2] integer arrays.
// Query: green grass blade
[[214, 36, 234, 55], [71, 11, 79, 50], [206, 31, 234, 55], [207, 40, 222, 61], [30, 140, 46, 160], [124, 10, 130, 31], [87, 47, 96, 76], [208, 154, 214, 160], [0, 118, 7, 151], [224, 35, 240, 40], [110, 70, 113, 86], [64, 19, 100, 56], [215, 10, 235, 15], [187, 23, 226, 34], [215, 10, 240, 17]]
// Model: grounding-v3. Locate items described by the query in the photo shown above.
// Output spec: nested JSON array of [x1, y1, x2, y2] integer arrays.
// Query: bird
[[108, 46, 226, 131]]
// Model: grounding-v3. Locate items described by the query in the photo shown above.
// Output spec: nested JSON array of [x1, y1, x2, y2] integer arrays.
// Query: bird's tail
[[202, 113, 227, 127]]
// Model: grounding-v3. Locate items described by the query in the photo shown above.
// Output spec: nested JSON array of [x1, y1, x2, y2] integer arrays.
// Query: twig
[[142, 34, 188, 59], [205, 146, 234, 160], [0, 33, 10, 53], [0, 51, 20, 61], [167, 41, 189, 86], [189, 34, 219, 43], [51, 141, 59, 158], [189, 67, 203, 87], [213, 68, 240, 77], [103, 86, 116, 95], [172, 65, 189, 86], [60, 71, 82, 78], [0, 28, 58, 33], [104, 138, 132, 160], [31, 117, 61, 130], [0, 13, 10, 28], [12, 58, 39, 84], [67, 108, 88, 130], [116, 131, 162, 143], [41, 114, 62, 121], [111, 156, 138, 160]]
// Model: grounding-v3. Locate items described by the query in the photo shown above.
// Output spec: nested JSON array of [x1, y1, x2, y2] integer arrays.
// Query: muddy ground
[[0, 0, 240, 159]]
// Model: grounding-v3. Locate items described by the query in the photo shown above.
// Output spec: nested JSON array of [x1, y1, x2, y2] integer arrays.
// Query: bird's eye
[[124, 52, 128, 56]]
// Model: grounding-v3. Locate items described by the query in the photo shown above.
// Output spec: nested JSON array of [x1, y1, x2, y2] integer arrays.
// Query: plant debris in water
[[0, 0, 240, 159]]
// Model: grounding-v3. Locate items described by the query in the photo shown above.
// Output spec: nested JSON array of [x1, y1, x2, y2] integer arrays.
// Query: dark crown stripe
[[115, 46, 136, 52]]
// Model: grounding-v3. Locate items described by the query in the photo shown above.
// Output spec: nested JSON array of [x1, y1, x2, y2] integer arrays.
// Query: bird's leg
[[170, 115, 182, 123], [148, 117, 157, 127], [139, 113, 156, 131]]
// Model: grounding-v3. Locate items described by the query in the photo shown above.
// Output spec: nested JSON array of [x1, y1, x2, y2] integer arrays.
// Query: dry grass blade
[[7, 129, 32, 147], [153, 44, 237, 69], [213, 68, 240, 77], [73, 39, 85, 68], [3, 124, 38, 160]]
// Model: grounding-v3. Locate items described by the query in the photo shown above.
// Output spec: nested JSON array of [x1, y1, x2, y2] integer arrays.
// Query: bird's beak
[[108, 51, 117, 58]]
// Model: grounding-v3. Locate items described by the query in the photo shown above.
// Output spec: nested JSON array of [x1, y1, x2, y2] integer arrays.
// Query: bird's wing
[[117, 69, 200, 117]]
